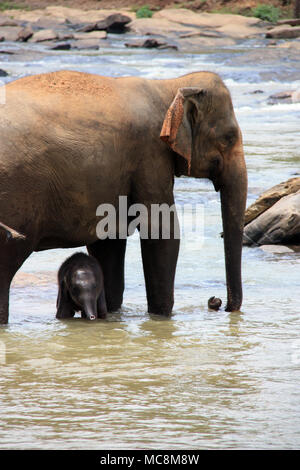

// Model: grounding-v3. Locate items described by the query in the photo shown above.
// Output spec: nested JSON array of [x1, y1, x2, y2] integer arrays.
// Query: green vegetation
[[251, 4, 280, 23], [135, 5, 153, 19], [0, 1, 27, 10]]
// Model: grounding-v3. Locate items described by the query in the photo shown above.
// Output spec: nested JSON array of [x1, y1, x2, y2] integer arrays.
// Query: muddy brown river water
[[0, 40, 299, 449]]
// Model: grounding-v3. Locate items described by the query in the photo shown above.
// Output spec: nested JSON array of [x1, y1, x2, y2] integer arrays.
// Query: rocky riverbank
[[0, 5, 299, 53]]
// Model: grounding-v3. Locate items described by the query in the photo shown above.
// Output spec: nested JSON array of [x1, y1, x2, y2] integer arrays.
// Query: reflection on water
[[0, 41, 300, 449]]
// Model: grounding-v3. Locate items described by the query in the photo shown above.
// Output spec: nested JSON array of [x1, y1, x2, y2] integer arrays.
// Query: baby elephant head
[[69, 269, 100, 320]]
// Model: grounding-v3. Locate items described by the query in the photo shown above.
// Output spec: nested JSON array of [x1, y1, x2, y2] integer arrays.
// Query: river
[[0, 38, 299, 449]]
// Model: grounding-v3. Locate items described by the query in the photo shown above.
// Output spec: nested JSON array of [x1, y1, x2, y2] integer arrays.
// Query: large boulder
[[29, 29, 58, 43], [73, 31, 107, 40], [78, 13, 132, 34], [245, 177, 300, 226], [0, 26, 23, 42], [0, 15, 20, 27], [243, 190, 300, 246], [17, 26, 34, 42], [153, 9, 264, 38], [129, 17, 198, 36], [130, 9, 265, 41]]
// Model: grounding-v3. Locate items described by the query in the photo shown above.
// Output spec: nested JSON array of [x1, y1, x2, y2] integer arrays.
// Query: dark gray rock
[[50, 42, 71, 51], [0, 68, 8, 76], [78, 13, 131, 34], [208, 296, 222, 311], [125, 38, 178, 50]]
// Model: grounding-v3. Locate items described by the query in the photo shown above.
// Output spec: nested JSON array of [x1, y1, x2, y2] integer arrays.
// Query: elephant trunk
[[83, 300, 97, 320], [220, 141, 247, 312]]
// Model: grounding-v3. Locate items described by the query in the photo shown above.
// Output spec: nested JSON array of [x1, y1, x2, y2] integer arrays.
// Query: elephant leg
[[140, 238, 179, 316], [0, 276, 12, 325], [97, 290, 107, 319], [56, 282, 75, 319], [87, 239, 127, 312], [0, 239, 33, 324]]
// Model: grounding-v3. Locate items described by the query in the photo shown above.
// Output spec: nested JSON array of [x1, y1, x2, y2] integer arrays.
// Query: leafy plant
[[252, 4, 280, 23], [0, 2, 27, 11], [136, 5, 153, 19]]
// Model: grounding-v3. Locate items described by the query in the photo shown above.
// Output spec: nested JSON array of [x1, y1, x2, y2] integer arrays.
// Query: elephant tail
[[0, 221, 26, 240]]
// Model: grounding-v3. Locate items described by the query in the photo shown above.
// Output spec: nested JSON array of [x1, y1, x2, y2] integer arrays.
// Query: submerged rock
[[259, 245, 295, 254], [267, 89, 300, 104], [243, 190, 300, 246], [125, 38, 178, 50], [50, 42, 71, 51], [71, 39, 100, 50], [208, 296, 222, 311]]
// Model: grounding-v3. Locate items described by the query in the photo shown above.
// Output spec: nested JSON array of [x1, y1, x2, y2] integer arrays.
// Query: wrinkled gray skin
[[56, 252, 107, 321], [0, 70, 247, 323]]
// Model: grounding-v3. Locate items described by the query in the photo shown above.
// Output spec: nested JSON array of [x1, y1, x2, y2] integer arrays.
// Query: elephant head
[[160, 81, 247, 312]]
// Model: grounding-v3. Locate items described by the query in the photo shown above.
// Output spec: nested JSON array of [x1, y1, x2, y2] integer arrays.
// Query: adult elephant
[[0, 70, 247, 323]]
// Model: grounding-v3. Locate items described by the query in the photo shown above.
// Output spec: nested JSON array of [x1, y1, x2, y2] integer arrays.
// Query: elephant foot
[[208, 296, 222, 311]]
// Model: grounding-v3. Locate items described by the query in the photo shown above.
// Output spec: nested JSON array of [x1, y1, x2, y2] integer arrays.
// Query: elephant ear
[[160, 87, 204, 175]]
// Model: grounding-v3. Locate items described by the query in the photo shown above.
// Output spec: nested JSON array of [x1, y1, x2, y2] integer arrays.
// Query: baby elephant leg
[[56, 282, 75, 319], [97, 290, 107, 319]]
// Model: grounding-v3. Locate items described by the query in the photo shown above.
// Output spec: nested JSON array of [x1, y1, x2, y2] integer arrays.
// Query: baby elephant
[[56, 252, 107, 321]]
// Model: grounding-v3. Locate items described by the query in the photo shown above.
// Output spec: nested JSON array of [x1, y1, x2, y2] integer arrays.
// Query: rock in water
[[245, 177, 300, 226], [78, 13, 131, 34], [266, 25, 300, 39], [243, 190, 300, 246], [208, 296, 222, 310], [30, 29, 58, 43], [50, 42, 71, 51], [125, 38, 178, 50], [17, 26, 33, 42]]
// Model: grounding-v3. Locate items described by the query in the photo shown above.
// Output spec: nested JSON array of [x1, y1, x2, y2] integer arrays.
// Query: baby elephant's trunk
[[86, 312, 96, 321], [83, 300, 98, 321]]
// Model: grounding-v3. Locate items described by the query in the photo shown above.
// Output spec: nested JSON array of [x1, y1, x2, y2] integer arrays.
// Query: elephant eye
[[224, 131, 237, 147]]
